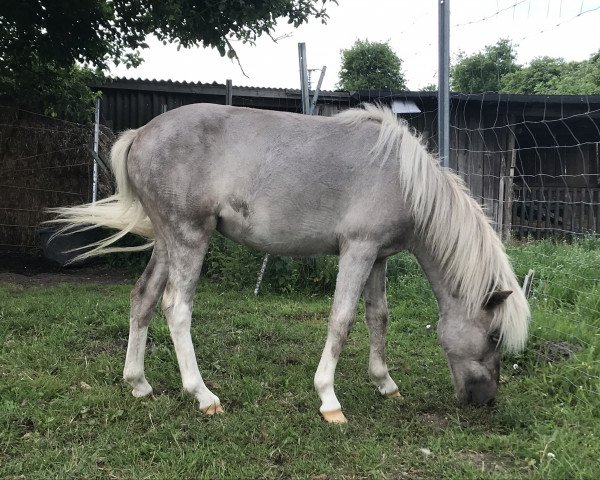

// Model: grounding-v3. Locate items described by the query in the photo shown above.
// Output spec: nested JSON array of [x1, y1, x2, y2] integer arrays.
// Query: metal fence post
[[226, 79, 233, 106], [92, 96, 101, 203], [438, 0, 450, 169], [309, 66, 327, 116], [298, 43, 310, 114]]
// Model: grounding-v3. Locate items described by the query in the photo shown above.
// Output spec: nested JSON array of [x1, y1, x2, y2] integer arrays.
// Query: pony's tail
[[46, 129, 155, 261]]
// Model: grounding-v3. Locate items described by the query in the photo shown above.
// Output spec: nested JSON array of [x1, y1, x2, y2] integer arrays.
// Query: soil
[[0, 251, 133, 287], [536, 340, 582, 364], [456, 451, 510, 472]]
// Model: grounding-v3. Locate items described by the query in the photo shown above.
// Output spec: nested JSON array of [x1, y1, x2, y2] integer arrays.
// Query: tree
[[420, 83, 437, 92], [501, 51, 600, 95], [0, 0, 335, 120], [337, 39, 406, 91], [451, 39, 519, 93], [500, 56, 568, 94]]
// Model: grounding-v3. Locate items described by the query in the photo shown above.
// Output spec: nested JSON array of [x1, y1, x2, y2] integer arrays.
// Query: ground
[[1, 244, 599, 479], [0, 251, 132, 288]]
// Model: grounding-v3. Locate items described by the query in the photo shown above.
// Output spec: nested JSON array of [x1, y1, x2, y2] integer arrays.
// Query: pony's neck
[[411, 247, 454, 316]]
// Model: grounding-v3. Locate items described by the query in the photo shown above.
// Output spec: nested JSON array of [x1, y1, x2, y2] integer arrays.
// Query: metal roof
[[96, 76, 349, 99], [95, 77, 600, 114]]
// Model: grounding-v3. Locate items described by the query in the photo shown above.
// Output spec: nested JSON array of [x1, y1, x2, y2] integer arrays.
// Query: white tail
[[47, 129, 154, 260]]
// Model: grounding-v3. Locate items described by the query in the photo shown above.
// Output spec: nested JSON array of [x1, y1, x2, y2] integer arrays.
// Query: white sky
[[110, 0, 600, 91]]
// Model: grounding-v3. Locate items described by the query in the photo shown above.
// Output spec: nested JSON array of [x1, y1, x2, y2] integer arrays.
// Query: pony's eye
[[490, 334, 501, 345]]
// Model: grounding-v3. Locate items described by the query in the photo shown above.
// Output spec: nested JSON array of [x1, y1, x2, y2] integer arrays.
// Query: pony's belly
[[216, 206, 338, 256]]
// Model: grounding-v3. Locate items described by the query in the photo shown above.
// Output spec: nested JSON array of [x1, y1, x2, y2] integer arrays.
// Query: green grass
[[1, 241, 599, 479]]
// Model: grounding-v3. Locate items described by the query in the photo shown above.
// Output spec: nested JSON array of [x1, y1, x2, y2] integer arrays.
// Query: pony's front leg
[[314, 243, 377, 423], [364, 258, 400, 398]]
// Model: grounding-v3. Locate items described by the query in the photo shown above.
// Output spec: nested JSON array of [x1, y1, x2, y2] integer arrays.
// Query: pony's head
[[438, 290, 514, 406]]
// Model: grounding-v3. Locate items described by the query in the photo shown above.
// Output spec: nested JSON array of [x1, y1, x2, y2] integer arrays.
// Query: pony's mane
[[336, 104, 529, 353]]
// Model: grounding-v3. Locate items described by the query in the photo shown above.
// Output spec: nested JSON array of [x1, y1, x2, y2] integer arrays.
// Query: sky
[[110, 0, 600, 92]]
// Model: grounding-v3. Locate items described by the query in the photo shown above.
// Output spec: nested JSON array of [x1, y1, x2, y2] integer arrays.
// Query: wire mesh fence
[[0, 105, 114, 250]]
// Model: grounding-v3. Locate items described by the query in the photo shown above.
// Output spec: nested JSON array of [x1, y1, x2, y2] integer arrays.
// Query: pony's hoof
[[321, 409, 348, 424], [202, 403, 224, 415], [131, 383, 153, 398], [384, 389, 402, 399]]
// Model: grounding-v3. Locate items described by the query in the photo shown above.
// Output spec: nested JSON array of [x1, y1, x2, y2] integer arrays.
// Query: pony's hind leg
[[314, 242, 377, 423], [363, 259, 400, 398], [161, 219, 222, 414], [123, 240, 169, 397]]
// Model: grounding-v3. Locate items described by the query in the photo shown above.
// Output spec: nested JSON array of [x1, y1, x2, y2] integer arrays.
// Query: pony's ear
[[484, 290, 512, 310]]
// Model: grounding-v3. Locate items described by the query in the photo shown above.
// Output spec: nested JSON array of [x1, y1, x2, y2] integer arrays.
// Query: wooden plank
[[555, 188, 564, 234], [115, 91, 123, 132], [592, 189, 599, 234], [449, 108, 459, 171], [502, 120, 517, 240], [565, 188, 574, 234], [137, 92, 145, 127], [518, 186, 526, 237], [497, 175, 504, 235], [560, 188, 568, 234], [129, 92, 136, 129], [578, 188, 585, 234], [482, 126, 497, 228], [151, 92, 159, 118], [512, 185, 521, 236], [535, 187, 543, 235], [545, 187, 554, 231], [469, 115, 484, 205], [526, 187, 535, 238], [457, 128, 469, 186], [583, 188, 594, 233], [530, 187, 537, 237], [587, 188, 595, 234], [595, 188, 600, 234]]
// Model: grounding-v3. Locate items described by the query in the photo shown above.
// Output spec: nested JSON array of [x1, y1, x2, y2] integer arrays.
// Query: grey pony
[[51, 103, 529, 423]]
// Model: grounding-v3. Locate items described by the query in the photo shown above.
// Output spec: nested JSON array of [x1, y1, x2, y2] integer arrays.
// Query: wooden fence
[[512, 185, 600, 237]]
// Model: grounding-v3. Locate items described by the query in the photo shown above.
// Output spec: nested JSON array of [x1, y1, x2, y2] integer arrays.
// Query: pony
[[50, 103, 529, 423]]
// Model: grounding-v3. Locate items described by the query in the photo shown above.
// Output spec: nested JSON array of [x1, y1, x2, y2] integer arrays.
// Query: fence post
[[309, 66, 327, 115], [502, 120, 517, 240], [225, 79, 233, 106], [92, 96, 101, 203], [298, 43, 310, 114], [437, 0, 450, 169]]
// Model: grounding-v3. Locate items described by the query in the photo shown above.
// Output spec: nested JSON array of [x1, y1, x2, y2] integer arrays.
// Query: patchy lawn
[[1, 241, 599, 479]]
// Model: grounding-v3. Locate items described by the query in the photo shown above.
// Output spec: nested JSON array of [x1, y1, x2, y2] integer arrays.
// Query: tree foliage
[[451, 38, 600, 95], [420, 83, 437, 92], [451, 39, 519, 93], [500, 56, 568, 94], [0, 0, 335, 120], [338, 39, 406, 91], [501, 52, 600, 95], [0, 60, 103, 122]]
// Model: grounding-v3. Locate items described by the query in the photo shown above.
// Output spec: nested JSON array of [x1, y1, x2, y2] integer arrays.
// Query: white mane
[[337, 105, 530, 353]]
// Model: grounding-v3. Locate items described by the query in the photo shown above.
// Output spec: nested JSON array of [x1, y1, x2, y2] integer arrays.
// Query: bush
[[204, 234, 339, 294]]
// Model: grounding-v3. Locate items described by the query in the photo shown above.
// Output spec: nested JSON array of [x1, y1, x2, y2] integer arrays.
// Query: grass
[[1, 240, 599, 479]]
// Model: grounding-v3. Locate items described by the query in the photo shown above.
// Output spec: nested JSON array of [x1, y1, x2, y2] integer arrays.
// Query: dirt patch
[[420, 412, 450, 429], [456, 451, 511, 473], [537, 341, 581, 364], [0, 251, 133, 287]]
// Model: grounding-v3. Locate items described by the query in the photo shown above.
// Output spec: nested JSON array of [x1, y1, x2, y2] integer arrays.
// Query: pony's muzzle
[[462, 378, 497, 406]]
